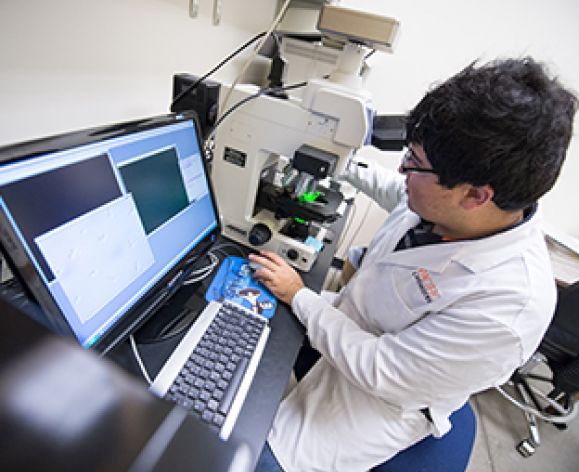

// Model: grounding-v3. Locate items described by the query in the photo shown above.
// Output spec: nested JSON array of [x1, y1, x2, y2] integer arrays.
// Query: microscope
[[211, 5, 400, 271]]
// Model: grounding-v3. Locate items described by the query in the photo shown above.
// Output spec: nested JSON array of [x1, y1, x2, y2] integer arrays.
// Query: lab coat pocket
[[355, 265, 424, 333]]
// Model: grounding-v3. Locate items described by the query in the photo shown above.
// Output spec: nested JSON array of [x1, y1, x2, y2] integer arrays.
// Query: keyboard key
[[213, 413, 225, 427], [186, 388, 200, 400], [219, 357, 249, 415], [181, 398, 194, 409], [207, 399, 219, 411]]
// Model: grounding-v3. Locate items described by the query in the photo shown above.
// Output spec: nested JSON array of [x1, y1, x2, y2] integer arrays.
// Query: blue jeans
[[254, 443, 284, 472]]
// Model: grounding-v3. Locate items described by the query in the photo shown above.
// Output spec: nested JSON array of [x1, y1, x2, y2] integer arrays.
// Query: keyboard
[[150, 300, 270, 440]]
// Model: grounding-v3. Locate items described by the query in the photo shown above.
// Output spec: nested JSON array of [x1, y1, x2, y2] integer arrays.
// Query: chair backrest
[[554, 281, 579, 338], [541, 281, 579, 361], [540, 281, 579, 394]]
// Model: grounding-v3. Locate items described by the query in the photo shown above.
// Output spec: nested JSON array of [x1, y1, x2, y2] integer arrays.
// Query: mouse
[[248, 260, 264, 272]]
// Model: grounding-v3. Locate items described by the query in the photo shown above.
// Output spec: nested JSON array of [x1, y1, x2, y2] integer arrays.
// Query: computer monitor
[[0, 112, 221, 353]]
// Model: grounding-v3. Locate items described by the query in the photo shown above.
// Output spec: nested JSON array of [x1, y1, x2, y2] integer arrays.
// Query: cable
[[188, 252, 219, 274], [130, 334, 153, 385], [182, 252, 220, 285], [212, 243, 248, 258], [204, 80, 308, 144], [208, 247, 231, 260], [205, 89, 264, 142], [147, 252, 222, 341], [219, 0, 293, 114], [171, 31, 267, 110], [278, 80, 309, 92], [129, 246, 250, 367], [153, 245, 251, 339], [185, 257, 219, 277], [364, 49, 376, 60]]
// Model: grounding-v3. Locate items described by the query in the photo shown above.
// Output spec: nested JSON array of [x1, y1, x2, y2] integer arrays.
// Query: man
[[250, 57, 577, 471]]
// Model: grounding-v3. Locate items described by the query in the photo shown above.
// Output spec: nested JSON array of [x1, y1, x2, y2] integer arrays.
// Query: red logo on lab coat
[[412, 268, 441, 303]]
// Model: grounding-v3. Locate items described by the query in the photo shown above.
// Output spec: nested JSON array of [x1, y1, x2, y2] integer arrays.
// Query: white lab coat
[[267, 159, 556, 472]]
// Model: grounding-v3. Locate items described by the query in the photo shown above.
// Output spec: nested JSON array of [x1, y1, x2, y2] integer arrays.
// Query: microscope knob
[[248, 223, 272, 246], [286, 249, 299, 261]]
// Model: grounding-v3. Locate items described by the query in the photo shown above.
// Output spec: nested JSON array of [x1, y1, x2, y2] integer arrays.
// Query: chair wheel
[[516, 439, 537, 457]]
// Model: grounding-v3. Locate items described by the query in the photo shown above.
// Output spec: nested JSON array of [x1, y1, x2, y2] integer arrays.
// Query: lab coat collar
[[383, 207, 543, 274], [453, 208, 542, 273]]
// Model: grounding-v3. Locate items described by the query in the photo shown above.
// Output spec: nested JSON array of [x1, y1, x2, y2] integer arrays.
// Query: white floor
[[467, 389, 579, 472]]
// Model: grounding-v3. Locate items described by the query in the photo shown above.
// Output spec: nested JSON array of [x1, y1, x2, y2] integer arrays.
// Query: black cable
[[157, 307, 198, 339], [277, 81, 308, 92], [207, 90, 264, 140], [138, 246, 248, 343], [171, 31, 267, 110], [205, 80, 309, 144], [136, 254, 218, 344], [364, 49, 376, 60]]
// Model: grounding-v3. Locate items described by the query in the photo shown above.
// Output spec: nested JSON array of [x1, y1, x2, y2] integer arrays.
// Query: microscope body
[[211, 80, 371, 271], [210, 4, 399, 271]]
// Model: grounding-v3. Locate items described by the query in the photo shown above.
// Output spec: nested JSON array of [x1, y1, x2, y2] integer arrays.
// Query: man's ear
[[460, 184, 494, 210]]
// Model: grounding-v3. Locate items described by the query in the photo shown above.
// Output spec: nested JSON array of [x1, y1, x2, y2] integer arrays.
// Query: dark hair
[[406, 57, 577, 210]]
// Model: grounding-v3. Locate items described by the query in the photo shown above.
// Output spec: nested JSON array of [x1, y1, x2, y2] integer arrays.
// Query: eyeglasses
[[399, 148, 438, 176]]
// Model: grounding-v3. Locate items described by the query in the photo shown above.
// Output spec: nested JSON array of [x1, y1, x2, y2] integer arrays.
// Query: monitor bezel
[[0, 111, 221, 354]]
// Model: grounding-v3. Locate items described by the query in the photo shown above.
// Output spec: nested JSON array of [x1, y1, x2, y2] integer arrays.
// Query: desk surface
[[106, 211, 347, 471]]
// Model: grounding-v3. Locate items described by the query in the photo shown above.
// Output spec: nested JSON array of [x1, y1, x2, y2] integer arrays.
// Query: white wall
[[0, 0, 278, 143], [1, 0, 578, 251], [337, 0, 579, 253]]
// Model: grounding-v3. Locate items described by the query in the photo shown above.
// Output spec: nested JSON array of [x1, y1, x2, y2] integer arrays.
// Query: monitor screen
[[0, 113, 220, 353]]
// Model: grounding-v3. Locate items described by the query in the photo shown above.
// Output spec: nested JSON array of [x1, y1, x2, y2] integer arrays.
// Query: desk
[[106, 210, 348, 471]]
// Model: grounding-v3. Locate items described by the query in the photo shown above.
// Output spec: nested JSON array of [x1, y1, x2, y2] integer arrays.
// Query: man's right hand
[[249, 251, 305, 305]]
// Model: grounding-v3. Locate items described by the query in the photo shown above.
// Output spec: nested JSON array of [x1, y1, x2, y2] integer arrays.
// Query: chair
[[372, 402, 477, 472], [496, 281, 579, 457]]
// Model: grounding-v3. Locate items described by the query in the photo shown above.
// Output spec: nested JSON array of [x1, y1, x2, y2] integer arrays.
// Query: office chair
[[496, 280, 579, 457], [372, 402, 476, 472]]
